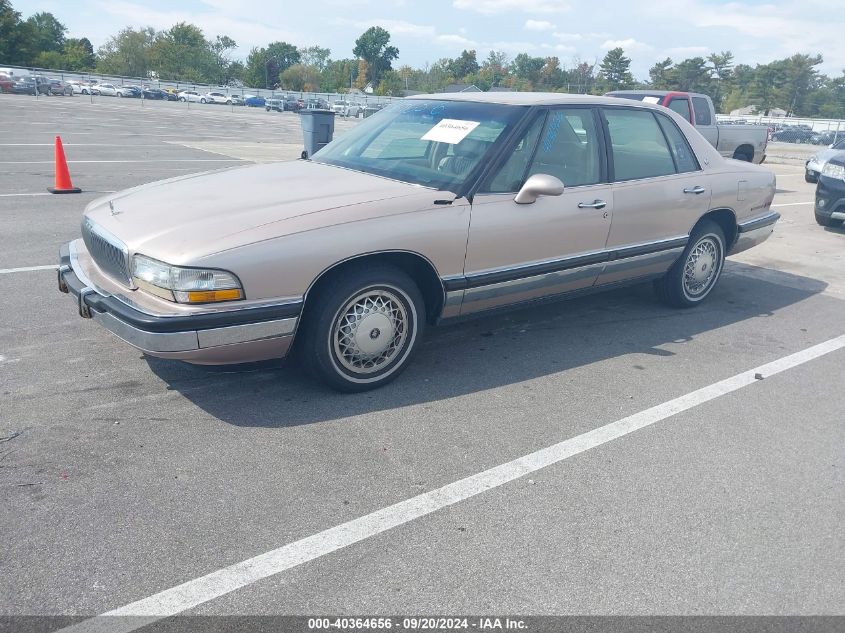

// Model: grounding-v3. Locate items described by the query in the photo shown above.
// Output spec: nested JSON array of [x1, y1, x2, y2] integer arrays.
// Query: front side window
[[526, 108, 602, 188], [483, 113, 545, 193], [691, 97, 712, 126], [603, 108, 677, 181], [313, 100, 527, 191]]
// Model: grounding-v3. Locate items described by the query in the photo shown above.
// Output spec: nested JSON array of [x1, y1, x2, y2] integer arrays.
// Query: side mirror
[[514, 174, 565, 205]]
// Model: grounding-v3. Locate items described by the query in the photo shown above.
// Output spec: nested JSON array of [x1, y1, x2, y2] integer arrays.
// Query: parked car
[[229, 94, 244, 106], [806, 139, 845, 183], [0, 72, 14, 93], [606, 90, 768, 163], [116, 85, 142, 98], [265, 97, 283, 112], [770, 126, 815, 143], [201, 91, 232, 104], [67, 80, 95, 95], [177, 90, 203, 103], [91, 83, 118, 96], [57, 93, 778, 391], [46, 78, 74, 96], [331, 100, 361, 117], [11, 75, 50, 95], [814, 153, 845, 227], [810, 131, 840, 145], [141, 87, 168, 100], [303, 97, 330, 110], [362, 103, 387, 118], [283, 94, 302, 111], [162, 88, 180, 101], [243, 94, 265, 107]]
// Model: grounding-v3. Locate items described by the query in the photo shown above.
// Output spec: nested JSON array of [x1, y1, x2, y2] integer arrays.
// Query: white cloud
[[524, 20, 556, 31], [600, 38, 654, 53], [453, 0, 570, 16]]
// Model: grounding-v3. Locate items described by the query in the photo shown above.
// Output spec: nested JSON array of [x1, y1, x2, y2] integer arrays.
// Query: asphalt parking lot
[[0, 94, 843, 630]]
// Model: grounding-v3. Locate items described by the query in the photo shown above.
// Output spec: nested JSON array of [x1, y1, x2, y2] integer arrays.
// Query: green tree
[[598, 47, 634, 91], [0, 0, 34, 65], [244, 41, 300, 88], [775, 53, 823, 115], [209, 35, 238, 84], [511, 52, 546, 88], [448, 49, 480, 80], [279, 63, 321, 91], [320, 58, 358, 92], [671, 57, 713, 94], [649, 58, 674, 89], [149, 22, 216, 83], [376, 70, 404, 95], [63, 37, 96, 70], [300, 46, 331, 70], [96, 27, 156, 78], [479, 50, 508, 87], [352, 26, 399, 84], [25, 11, 66, 54]]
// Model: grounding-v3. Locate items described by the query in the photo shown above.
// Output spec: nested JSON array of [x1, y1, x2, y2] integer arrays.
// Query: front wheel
[[200, 98, 207, 103], [655, 220, 726, 308], [299, 265, 425, 392]]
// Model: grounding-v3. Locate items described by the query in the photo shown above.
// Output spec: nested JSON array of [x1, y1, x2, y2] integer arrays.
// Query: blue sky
[[14, 0, 845, 79]]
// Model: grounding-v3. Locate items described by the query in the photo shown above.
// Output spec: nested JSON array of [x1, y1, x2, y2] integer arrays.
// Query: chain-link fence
[[0, 63, 402, 115], [716, 113, 844, 145]]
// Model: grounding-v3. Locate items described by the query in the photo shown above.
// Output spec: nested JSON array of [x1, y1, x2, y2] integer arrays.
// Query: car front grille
[[81, 217, 131, 285]]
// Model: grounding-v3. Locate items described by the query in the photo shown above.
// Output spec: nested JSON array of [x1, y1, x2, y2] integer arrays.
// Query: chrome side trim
[[461, 261, 605, 315], [196, 318, 297, 348]]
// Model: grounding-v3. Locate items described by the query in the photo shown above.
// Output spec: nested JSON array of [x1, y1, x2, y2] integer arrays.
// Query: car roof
[[405, 91, 669, 108]]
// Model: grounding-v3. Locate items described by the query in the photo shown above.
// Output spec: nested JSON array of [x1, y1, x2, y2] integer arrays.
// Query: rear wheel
[[299, 264, 425, 392], [200, 98, 207, 103], [655, 220, 726, 308]]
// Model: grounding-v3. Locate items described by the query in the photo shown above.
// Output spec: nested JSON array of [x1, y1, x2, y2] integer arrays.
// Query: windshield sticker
[[421, 119, 481, 144], [642, 96, 661, 104]]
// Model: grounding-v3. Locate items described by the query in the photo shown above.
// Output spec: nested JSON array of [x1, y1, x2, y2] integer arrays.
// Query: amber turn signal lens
[[182, 289, 243, 303]]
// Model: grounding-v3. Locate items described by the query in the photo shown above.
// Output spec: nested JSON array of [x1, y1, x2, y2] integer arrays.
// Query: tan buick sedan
[[59, 93, 778, 391]]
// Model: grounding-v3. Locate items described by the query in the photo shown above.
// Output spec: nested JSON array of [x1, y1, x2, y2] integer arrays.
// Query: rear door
[[596, 106, 711, 286]]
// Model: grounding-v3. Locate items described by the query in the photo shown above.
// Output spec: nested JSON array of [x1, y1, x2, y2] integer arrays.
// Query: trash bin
[[299, 109, 335, 158]]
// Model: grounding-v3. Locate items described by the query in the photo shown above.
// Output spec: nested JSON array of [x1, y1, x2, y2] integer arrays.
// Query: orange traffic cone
[[48, 136, 81, 194]]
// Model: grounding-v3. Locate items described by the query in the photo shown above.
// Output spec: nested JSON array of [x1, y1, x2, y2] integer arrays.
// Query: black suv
[[815, 154, 845, 228]]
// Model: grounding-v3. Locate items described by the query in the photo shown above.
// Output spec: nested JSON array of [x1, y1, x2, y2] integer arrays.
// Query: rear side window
[[691, 97, 712, 126], [656, 115, 700, 173], [603, 108, 676, 181], [667, 98, 691, 122]]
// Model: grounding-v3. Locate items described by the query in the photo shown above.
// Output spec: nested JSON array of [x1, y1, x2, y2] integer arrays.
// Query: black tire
[[299, 264, 425, 392], [179, 97, 186, 102], [200, 98, 207, 104], [655, 219, 726, 308], [265, 106, 270, 111], [815, 212, 843, 228]]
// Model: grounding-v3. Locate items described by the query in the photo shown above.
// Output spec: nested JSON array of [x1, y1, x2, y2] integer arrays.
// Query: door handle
[[683, 186, 706, 195], [578, 200, 607, 209]]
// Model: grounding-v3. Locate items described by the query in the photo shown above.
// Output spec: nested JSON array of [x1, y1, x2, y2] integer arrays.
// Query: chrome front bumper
[[58, 242, 301, 364]]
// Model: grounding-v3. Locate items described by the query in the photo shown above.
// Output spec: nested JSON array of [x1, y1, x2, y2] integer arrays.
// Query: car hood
[[84, 160, 439, 265]]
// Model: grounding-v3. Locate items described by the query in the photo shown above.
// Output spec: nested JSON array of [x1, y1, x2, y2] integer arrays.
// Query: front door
[[459, 107, 613, 315]]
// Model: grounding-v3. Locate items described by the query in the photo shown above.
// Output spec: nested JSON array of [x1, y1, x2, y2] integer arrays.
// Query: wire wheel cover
[[683, 236, 721, 297], [333, 290, 409, 374]]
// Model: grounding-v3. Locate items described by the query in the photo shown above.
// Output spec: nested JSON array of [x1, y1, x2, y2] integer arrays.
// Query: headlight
[[822, 163, 845, 181], [131, 254, 244, 304]]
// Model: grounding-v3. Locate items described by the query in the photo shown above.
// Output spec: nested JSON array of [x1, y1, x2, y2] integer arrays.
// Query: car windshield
[[312, 100, 527, 191]]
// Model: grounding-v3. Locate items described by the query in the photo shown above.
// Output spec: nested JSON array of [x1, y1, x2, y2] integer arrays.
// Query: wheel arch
[[302, 251, 446, 325], [696, 207, 738, 249], [732, 144, 754, 161]]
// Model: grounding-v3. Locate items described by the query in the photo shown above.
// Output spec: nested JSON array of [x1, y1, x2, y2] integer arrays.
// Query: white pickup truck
[[606, 90, 768, 164]]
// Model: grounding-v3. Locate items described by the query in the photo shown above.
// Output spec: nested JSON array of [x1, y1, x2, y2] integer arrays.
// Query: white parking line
[[772, 201, 815, 207], [0, 265, 57, 274], [56, 333, 845, 633], [0, 192, 51, 197]]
